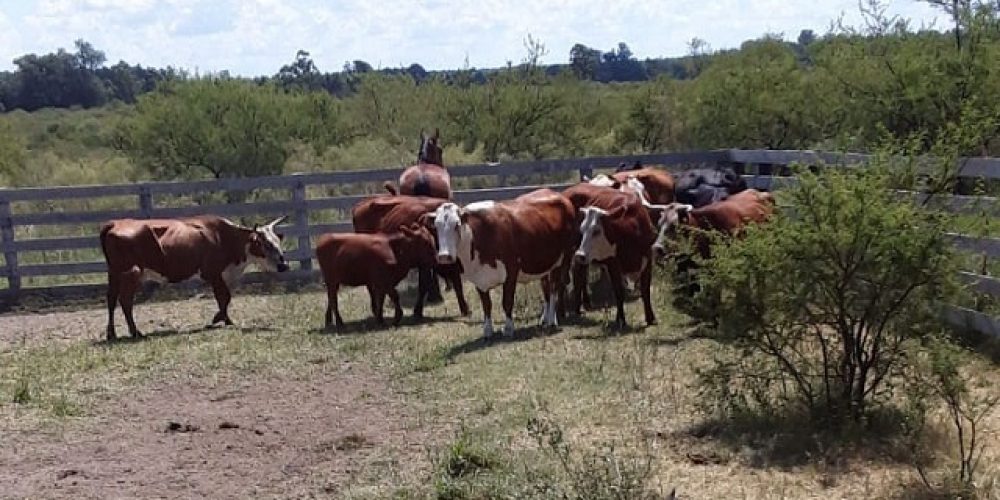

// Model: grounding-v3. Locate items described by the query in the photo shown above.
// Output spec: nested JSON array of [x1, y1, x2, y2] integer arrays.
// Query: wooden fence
[[2, 148, 1000, 336]]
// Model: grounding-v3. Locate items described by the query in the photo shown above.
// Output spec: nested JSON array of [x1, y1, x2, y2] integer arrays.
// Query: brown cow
[[427, 189, 576, 338], [562, 183, 660, 328], [612, 167, 675, 204], [351, 194, 470, 317], [652, 189, 775, 297], [99, 215, 290, 340], [315, 223, 437, 329], [384, 129, 452, 200]]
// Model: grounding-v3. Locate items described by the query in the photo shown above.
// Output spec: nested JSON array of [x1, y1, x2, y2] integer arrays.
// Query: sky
[[0, 0, 947, 76]]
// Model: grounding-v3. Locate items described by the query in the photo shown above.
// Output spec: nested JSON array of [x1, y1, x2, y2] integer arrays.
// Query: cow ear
[[275, 232, 285, 242], [398, 224, 414, 236], [418, 212, 435, 230], [459, 210, 469, 224]]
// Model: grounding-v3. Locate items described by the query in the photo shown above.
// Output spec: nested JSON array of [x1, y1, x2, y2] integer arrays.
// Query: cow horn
[[267, 215, 288, 228]]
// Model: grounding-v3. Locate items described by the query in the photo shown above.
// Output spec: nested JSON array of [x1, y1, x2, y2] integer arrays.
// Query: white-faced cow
[[651, 189, 775, 297], [562, 182, 661, 328], [426, 189, 576, 338], [99, 215, 289, 340]]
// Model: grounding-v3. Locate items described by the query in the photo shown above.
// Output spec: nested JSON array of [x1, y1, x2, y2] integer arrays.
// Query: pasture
[[3, 271, 1000, 499]]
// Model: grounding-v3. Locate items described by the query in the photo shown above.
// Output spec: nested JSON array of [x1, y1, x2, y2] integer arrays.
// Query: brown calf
[[315, 223, 437, 329], [99, 215, 289, 340]]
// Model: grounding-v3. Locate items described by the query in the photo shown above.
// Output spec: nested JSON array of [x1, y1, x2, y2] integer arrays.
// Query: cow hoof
[[106, 330, 117, 342], [129, 331, 144, 339]]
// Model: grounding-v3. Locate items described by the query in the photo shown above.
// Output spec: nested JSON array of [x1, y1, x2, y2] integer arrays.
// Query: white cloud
[[0, 0, 946, 75]]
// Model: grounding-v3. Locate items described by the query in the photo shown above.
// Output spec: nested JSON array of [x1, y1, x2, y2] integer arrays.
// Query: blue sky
[[0, 0, 945, 76]]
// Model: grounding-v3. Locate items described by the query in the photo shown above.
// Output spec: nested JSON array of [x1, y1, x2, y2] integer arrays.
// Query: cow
[[384, 129, 452, 200], [99, 215, 290, 340], [612, 167, 675, 204], [673, 166, 747, 208], [562, 183, 660, 328], [351, 194, 470, 318], [651, 189, 776, 298], [426, 189, 576, 338], [315, 223, 437, 329]]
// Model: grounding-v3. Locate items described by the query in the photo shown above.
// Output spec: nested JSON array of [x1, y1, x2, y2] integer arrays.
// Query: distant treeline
[[0, 37, 723, 113]]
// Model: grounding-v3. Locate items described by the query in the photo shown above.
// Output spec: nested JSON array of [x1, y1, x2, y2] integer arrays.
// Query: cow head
[[587, 174, 621, 189], [427, 202, 465, 265], [248, 216, 290, 272], [398, 222, 437, 268], [575, 205, 623, 265], [652, 203, 694, 259], [417, 128, 444, 166], [621, 175, 648, 200]]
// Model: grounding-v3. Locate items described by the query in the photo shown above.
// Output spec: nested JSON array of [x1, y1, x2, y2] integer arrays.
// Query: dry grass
[[1, 273, 1000, 498]]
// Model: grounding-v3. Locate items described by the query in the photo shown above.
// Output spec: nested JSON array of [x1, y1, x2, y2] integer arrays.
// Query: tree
[[74, 39, 106, 71], [796, 29, 817, 47], [275, 50, 322, 91], [569, 43, 602, 80], [119, 79, 299, 180]]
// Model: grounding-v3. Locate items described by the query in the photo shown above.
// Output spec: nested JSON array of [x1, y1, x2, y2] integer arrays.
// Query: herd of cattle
[[98, 131, 775, 341]]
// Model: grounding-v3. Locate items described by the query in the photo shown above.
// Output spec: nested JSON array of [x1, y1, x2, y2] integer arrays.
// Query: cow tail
[[99, 222, 115, 263], [383, 182, 398, 195]]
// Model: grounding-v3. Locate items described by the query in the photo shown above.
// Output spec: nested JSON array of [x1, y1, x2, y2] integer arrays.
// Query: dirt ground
[[0, 292, 439, 500]]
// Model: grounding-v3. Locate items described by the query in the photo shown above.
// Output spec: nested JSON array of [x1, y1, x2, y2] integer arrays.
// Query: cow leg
[[209, 278, 234, 326], [388, 288, 404, 326], [424, 266, 444, 304], [606, 262, 628, 329], [539, 275, 560, 329], [325, 283, 344, 329], [501, 275, 518, 337], [369, 285, 386, 325], [105, 271, 121, 340], [118, 268, 143, 338], [413, 268, 428, 320], [477, 288, 494, 338], [446, 266, 470, 316], [640, 258, 657, 326], [569, 264, 586, 316]]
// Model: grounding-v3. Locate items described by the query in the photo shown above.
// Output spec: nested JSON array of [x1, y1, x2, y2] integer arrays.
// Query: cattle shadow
[[94, 324, 279, 347], [445, 325, 560, 361], [673, 406, 923, 471]]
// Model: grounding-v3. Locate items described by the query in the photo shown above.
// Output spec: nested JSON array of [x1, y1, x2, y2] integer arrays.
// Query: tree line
[[1, 0, 999, 186]]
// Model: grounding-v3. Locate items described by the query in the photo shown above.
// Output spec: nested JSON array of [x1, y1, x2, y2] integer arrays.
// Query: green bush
[[695, 162, 962, 423]]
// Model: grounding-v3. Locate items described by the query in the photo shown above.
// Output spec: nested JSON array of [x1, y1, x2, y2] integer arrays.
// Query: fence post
[[138, 186, 153, 219], [0, 200, 20, 295], [292, 180, 312, 271]]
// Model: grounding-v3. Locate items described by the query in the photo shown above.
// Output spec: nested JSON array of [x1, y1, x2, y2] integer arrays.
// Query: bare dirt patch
[[0, 363, 437, 499]]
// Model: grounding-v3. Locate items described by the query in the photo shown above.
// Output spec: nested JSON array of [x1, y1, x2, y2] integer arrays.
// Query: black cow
[[673, 167, 747, 208]]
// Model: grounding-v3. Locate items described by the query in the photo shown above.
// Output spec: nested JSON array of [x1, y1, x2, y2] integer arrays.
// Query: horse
[[384, 129, 453, 200]]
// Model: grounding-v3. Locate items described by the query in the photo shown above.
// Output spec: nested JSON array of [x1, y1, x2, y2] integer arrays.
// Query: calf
[[427, 189, 576, 338], [563, 183, 659, 328], [99, 215, 289, 340], [352, 194, 470, 318], [315, 223, 437, 329]]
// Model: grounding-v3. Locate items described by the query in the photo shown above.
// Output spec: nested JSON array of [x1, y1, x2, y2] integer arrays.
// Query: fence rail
[[3, 148, 1000, 336]]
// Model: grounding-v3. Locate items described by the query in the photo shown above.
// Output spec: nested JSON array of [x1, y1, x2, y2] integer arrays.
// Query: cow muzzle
[[437, 254, 456, 265], [653, 244, 667, 260], [277, 261, 290, 272], [573, 251, 588, 265]]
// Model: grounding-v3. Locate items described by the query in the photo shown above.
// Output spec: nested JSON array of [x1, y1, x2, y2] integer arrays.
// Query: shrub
[[695, 162, 962, 424]]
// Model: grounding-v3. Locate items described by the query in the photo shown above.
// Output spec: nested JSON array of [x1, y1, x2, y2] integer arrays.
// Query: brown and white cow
[[562, 183, 660, 328], [99, 215, 289, 340], [351, 194, 470, 318], [315, 223, 437, 329], [651, 189, 776, 297], [612, 167, 675, 204], [426, 189, 576, 338]]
